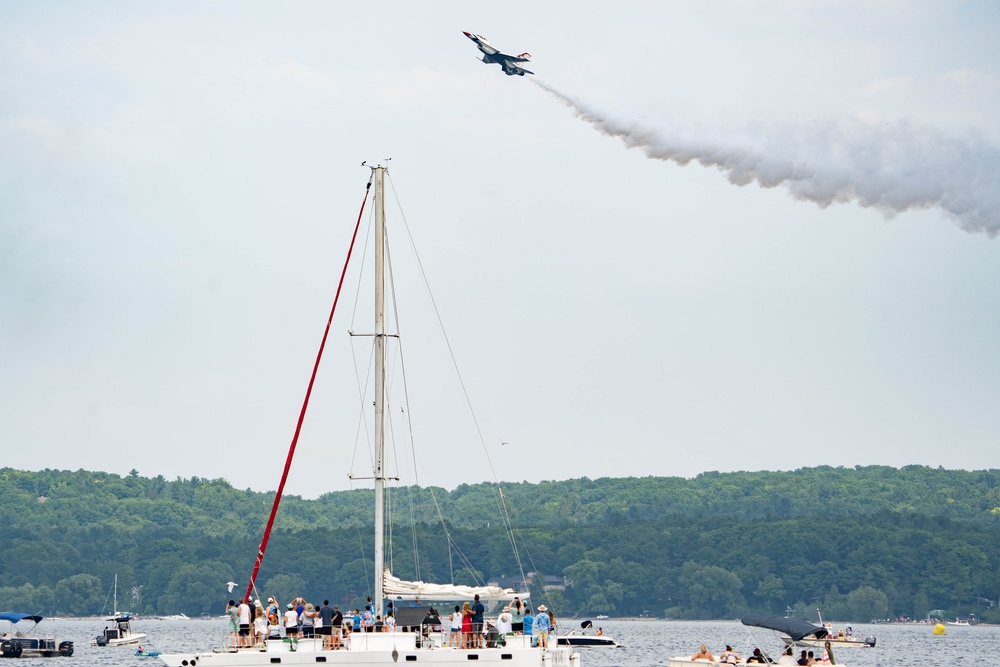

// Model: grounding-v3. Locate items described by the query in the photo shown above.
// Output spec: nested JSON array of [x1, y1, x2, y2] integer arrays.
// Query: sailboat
[[92, 574, 148, 647], [159, 166, 582, 667]]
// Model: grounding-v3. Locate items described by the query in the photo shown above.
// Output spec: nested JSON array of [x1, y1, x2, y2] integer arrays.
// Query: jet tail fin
[[516, 52, 532, 61]]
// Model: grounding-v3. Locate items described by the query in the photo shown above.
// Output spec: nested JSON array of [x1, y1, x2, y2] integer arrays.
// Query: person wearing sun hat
[[497, 606, 512, 635], [533, 605, 551, 648]]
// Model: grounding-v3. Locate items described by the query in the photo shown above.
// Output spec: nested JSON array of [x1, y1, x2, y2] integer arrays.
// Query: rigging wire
[[385, 172, 530, 588]]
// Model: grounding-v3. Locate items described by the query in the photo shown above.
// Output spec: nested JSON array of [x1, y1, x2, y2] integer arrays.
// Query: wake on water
[[532, 79, 999, 237]]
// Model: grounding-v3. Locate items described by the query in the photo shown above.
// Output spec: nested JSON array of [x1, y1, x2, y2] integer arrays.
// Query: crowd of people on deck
[[225, 593, 560, 651], [225, 595, 359, 649]]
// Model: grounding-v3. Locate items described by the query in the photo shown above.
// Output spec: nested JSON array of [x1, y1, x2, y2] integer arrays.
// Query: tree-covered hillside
[[1, 466, 998, 621]]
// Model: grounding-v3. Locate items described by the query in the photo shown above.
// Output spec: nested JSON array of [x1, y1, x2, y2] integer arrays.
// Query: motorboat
[[556, 620, 618, 647], [0, 612, 74, 658], [741, 614, 875, 649], [92, 575, 148, 646], [93, 613, 148, 647]]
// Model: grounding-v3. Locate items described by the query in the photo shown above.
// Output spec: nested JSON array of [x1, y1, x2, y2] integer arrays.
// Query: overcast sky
[[2, 1, 998, 499]]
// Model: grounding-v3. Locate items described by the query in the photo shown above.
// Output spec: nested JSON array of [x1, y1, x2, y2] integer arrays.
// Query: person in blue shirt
[[522, 606, 533, 639], [533, 605, 551, 648], [471, 594, 485, 648]]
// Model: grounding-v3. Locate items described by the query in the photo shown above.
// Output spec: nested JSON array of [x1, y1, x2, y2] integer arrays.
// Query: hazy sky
[[2, 1, 998, 499]]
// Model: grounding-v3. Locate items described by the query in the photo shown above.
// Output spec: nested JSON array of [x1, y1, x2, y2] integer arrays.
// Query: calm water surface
[[20, 618, 994, 667]]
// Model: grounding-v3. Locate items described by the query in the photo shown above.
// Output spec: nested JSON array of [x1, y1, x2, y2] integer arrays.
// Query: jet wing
[[504, 52, 532, 63], [497, 57, 531, 75], [497, 52, 533, 75]]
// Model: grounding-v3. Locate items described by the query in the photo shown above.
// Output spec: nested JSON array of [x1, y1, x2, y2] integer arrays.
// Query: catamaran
[[159, 166, 581, 667]]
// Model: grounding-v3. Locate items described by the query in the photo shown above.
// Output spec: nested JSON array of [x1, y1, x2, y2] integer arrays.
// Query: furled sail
[[383, 570, 526, 602]]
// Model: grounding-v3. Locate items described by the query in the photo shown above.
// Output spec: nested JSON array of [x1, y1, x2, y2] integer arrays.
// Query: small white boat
[[556, 620, 618, 647], [92, 613, 147, 647], [92, 575, 148, 647]]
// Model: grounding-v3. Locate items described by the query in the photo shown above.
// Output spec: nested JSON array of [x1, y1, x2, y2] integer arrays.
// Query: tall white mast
[[372, 166, 387, 617]]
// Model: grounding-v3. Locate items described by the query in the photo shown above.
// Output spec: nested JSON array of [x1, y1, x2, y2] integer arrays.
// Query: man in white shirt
[[497, 606, 512, 635], [238, 598, 252, 647]]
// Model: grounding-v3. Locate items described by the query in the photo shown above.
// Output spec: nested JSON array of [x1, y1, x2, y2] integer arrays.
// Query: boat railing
[[219, 629, 560, 653]]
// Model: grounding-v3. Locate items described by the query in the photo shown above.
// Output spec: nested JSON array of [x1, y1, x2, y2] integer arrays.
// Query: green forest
[[1, 465, 998, 622]]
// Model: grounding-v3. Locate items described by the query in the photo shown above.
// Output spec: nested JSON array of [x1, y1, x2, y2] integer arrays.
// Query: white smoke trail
[[533, 79, 1000, 236]]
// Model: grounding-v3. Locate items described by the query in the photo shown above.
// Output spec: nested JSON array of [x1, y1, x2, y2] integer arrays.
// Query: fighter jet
[[463, 31, 533, 76]]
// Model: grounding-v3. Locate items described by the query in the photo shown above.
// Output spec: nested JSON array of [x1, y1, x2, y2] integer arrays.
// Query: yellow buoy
[[933, 623, 946, 636]]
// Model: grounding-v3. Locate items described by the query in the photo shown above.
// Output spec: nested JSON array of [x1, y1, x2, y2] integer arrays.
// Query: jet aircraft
[[462, 31, 533, 76]]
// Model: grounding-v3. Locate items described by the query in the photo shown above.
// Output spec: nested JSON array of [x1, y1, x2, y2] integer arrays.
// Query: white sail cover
[[383, 570, 526, 602]]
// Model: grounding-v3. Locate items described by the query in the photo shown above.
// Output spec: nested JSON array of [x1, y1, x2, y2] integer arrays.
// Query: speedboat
[[741, 615, 875, 649], [556, 620, 618, 647]]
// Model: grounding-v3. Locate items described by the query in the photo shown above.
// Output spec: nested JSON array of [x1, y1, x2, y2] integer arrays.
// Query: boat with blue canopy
[[0, 612, 74, 658]]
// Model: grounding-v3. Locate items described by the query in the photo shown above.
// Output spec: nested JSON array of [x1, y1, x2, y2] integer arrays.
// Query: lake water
[[16, 618, 994, 667]]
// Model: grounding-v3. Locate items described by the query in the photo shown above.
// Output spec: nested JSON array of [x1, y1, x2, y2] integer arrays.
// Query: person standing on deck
[[253, 606, 266, 646], [497, 606, 512, 636], [362, 605, 374, 632], [461, 602, 473, 648], [319, 601, 334, 650], [284, 604, 300, 638], [522, 606, 533, 640], [226, 600, 239, 646], [510, 598, 524, 634], [238, 598, 252, 647], [449, 605, 462, 647], [471, 594, 485, 648], [266, 598, 280, 639], [533, 606, 551, 648], [331, 605, 344, 649]]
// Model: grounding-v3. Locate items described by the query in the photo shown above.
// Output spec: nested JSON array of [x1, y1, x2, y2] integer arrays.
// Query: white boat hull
[[556, 635, 617, 647], [106, 632, 147, 646], [92, 630, 147, 647], [160, 633, 579, 667]]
